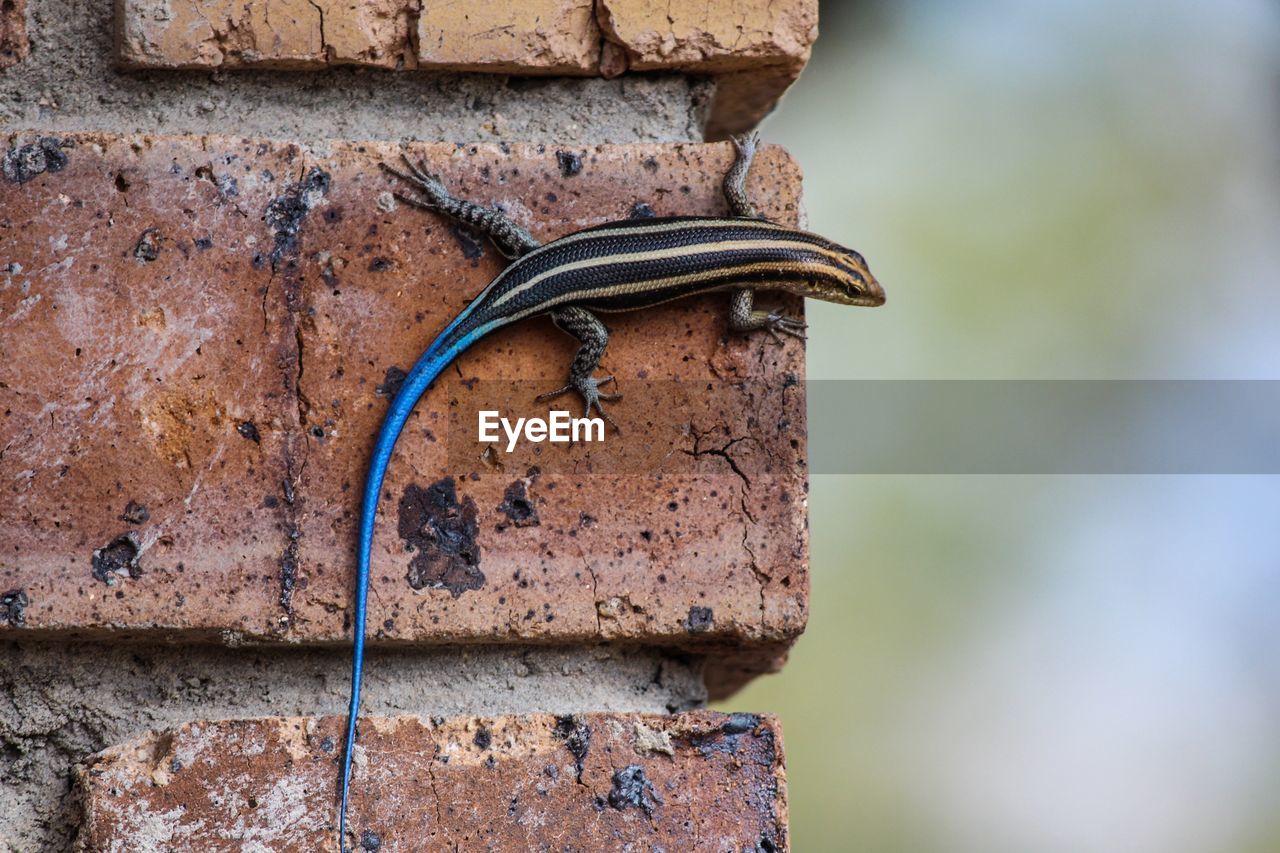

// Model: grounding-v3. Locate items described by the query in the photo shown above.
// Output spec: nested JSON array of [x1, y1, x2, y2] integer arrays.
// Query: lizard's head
[[800, 237, 885, 307]]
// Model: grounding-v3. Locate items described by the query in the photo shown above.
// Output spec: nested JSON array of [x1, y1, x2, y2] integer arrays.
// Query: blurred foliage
[[714, 1, 1280, 851]]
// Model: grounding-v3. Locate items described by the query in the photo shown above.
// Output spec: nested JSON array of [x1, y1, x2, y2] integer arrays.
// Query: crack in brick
[[260, 156, 329, 632], [425, 752, 445, 836], [403, 0, 422, 69], [739, 520, 767, 635], [306, 0, 328, 61], [583, 556, 602, 636], [680, 423, 752, 488]]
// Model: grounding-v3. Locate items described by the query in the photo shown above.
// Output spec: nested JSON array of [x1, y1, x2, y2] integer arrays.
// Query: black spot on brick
[[360, 830, 382, 851], [279, 526, 300, 616], [684, 606, 714, 633], [320, 736, 335, 753], [368, 256, 392, 272], [134, 228, 162, 262], [721, 712, 759, 735], [194, 236, 213, 250], [552, 715, 591, 782], [120, 501, 150, 525], [376, 366, 407, 398], [756, 836, 780, 853], [607, 765, 662, 816], [0, 589, 29, 626], [473, 727, 492, 750], [629, 201, 656, 219], [2, 137, 68, 184], [398, 478, 484, 598], [495, 480, 539, 530], [448, 224, 485, 266], [91, 533, 141, 585], [689, 713, 760, 758], [555, 150, 583, 177], [641, 157, 659, 172], [264, 167, 330, 270], [237, 420, 261, 443], [216, 174, 240, 199]]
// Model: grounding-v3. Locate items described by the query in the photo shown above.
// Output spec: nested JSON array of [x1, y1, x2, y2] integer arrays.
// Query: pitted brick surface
[[113, 0, 819, 137], [1, 132, 810, 694], [0, 0, 26, 68], [77, 712, 788, 851]]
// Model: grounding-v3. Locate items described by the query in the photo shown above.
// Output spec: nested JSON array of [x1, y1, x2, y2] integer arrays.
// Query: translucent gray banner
[[809, 380, 1280, 474]]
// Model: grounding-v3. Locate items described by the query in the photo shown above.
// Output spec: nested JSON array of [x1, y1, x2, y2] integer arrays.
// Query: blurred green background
[[715, 1, 1280, 851]]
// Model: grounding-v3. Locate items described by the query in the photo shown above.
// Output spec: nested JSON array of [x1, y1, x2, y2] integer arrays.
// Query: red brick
[[596, 0, 818, 138], [596, 0, 817, 74], [0, 0, 27, 68], [0, 133, 810, 694], [417, 0, 601, 74], [113, 0, 818, 138], [78, 712, 788, 851], [114, 0, 413, 69]]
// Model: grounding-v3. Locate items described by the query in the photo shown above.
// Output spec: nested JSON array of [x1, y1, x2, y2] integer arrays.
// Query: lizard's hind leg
[[722, 132, 762, 219], [381, 155, 541, 259]]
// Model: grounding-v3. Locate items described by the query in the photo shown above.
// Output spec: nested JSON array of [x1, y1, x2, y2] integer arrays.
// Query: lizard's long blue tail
[[338, 315, 488, 850]]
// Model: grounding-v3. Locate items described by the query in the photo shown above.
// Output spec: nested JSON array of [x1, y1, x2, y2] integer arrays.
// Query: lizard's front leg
[[380, 155, 541, 259], [536, 306, 622, 430], [729, 287, 807, 342]]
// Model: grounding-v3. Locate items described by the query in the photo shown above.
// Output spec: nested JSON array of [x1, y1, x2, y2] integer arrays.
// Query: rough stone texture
[[0, 0, 27, 68], [0, 132, 810, 681], [115, 0, 414, 69], [78, 711, 787, 851], [597, 0, 818, 139], [417, 0, 601, 74], [1, 641, 705, 852], [597, 0, 817, 73], [1, 0, 708, 143], [106, 0, 817, 138]]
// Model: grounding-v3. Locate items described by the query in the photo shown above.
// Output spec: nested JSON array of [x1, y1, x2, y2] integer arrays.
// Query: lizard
[[337, 133, 884, 849]]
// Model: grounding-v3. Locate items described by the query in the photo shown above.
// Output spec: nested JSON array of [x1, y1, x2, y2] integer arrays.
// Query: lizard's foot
[[731, 131, 760, 161], [380, 155, 452, 208], [742, 311, 807, 344], [537, 375, 622, 432]]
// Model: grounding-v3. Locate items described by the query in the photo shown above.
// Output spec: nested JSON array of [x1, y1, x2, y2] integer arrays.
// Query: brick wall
[[1, 1, 816, 849]]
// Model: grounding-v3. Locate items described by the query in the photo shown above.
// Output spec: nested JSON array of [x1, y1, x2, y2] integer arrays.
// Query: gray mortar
[[0, 1, 715, 849], [0, 0, 713, 142], [0, 641, 706, 851]]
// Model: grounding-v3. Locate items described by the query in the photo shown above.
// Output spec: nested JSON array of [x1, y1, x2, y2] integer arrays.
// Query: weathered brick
[[598, 0, 816, 140], [114, 0, 413, 69], [417, 0, 601, 74], [0, 133, 809, 695], [113, 0, 818, 138], [0, 0, 27, 68], [596, 0, 817, 74], [77, 712, 789, 851]]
